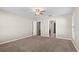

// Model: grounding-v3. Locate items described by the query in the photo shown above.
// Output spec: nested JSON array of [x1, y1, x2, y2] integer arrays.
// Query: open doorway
[[33, 21, 41, 36], [37, 22, 41, 36], [49, 20, 56, 38]]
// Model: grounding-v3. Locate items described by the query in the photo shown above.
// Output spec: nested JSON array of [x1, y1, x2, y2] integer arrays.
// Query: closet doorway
[[33, 21, 41, 36], [37, 22, 41, 36]]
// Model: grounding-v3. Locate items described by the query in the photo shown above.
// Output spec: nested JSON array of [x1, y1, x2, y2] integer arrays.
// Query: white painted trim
[[0, 35, 32, 45], [72, 39, 79, 52], [56, 36, 72, 40]]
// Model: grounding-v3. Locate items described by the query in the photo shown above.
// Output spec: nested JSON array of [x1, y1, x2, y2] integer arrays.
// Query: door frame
[[32, 21, 41, 36], [49, 20, 56, 37]]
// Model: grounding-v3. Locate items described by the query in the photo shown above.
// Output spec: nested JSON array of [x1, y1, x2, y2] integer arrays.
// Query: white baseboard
[[0, 35, 32, 45], [72, 39, 79, 52], [56, 36, 72, 40]]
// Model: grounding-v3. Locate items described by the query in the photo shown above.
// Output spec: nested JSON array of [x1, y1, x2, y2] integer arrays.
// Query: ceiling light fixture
[[33, 8, 45, 15]]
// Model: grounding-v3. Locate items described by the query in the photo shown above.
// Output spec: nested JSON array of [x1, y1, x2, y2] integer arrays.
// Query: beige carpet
[[0, 36, 77, 52]]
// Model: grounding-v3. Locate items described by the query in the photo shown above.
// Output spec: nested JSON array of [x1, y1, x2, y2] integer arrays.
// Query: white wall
[[72, 8, 79, 51], [33, 21, 37, 36], [55, 14, 72, 39], [35, 14, 72, 39], [48, 14, 72, 39], [41, 19, 49, 37], [72, 12, 76, 40], [0, 10, 32, 43], [34, 14, 72, 39]]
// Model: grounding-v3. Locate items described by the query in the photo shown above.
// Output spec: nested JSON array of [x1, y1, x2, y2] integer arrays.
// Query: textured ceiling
[[0, 7, 72, 20]]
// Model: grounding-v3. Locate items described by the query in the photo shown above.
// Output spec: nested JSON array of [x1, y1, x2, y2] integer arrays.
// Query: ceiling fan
[[33, 8, 45, 15]]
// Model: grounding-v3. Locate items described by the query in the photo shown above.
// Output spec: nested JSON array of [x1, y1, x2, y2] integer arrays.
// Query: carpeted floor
[[0, 36, 77, 52]]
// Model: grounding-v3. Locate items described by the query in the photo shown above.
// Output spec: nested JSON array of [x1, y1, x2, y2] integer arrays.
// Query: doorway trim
[[49, 20, 56, 38], [32, 20, 41, 36]]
